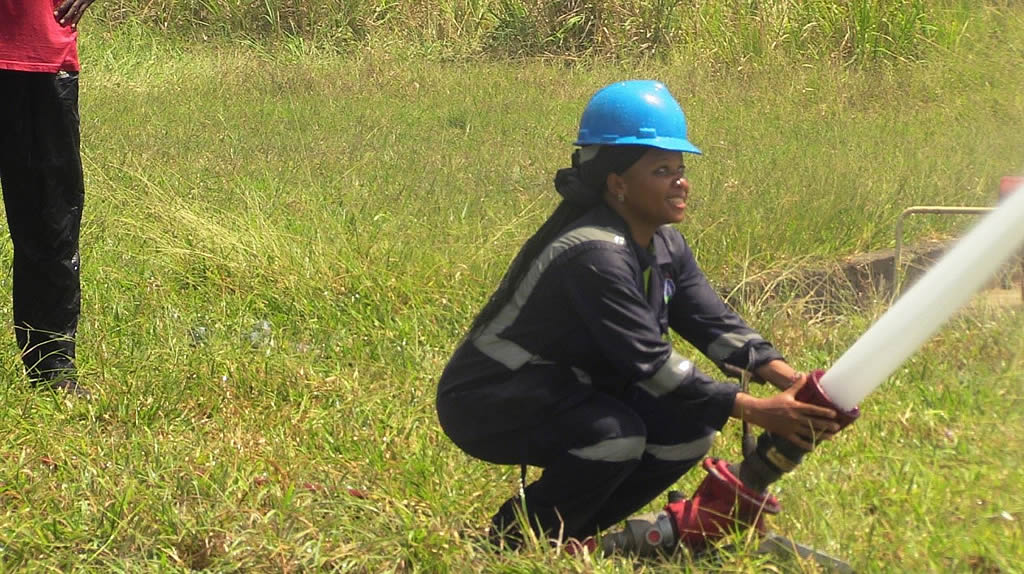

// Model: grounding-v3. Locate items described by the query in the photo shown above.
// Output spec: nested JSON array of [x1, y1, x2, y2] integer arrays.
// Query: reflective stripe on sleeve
[[637, 351, 693, 397], [707, 331, 761, 364]]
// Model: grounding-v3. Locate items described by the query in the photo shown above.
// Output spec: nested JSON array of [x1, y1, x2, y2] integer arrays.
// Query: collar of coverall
[[595, 202, 670, 270]]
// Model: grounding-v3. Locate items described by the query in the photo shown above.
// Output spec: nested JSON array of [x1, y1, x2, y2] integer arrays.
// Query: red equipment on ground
[[669, 458, 780, 551], [602, 370, 859, 567]]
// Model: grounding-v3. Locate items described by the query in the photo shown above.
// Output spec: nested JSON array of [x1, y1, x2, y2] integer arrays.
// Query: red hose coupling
[[666, 458, 780, 552], [797, 369, 861, 430]]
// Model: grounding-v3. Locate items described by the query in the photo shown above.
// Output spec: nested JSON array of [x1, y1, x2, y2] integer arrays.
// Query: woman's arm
[[563, 245, 741, 428], [754, 359, 803, 391], [663, 231, 784, 378]]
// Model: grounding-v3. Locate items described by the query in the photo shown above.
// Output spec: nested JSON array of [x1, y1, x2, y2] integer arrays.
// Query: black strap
[[741, 347, 757, 457]]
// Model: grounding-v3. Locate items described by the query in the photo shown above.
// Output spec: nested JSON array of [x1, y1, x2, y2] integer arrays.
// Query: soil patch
[[723, 239, 1023, 312]]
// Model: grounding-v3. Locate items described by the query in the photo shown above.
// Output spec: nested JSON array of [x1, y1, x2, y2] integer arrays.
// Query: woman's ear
[[606, 172, 626, 199]]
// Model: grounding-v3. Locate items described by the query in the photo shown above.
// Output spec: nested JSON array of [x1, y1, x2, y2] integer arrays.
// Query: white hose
[[820, 181, 1024, 410]]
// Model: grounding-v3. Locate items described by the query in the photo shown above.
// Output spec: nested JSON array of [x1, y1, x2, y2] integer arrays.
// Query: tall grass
[[93, 0, 995, 62], [0, 5, 1021, 572]]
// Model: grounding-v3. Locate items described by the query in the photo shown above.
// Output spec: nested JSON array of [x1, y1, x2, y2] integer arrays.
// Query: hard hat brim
[[573, 136, 702, 155]]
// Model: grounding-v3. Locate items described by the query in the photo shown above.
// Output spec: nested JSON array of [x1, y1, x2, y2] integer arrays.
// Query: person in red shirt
[[0, 0, 97, 397]]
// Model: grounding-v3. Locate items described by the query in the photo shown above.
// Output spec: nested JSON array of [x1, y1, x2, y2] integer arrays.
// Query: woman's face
[[609, 148, 690, 231]]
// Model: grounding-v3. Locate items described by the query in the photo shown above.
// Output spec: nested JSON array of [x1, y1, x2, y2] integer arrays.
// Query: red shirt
[[0, 0, 80, 72]]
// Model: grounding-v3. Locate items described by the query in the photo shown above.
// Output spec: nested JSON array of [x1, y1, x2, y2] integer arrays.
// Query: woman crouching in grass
[[436, 80, 839, 552]]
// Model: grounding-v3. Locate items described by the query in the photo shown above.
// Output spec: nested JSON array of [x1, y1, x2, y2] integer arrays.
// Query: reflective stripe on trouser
[[572, 384, 717, 536]]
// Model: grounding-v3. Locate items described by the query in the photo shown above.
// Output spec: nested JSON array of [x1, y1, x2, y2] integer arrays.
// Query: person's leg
[[438, 356, 648, 547], [485, 390, 648, 545], [575, 382, 719, 535], [0, 70, 85, 391]]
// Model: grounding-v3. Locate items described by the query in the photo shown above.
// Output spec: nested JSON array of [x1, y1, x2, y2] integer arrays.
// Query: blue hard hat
[[575, 80, 701, 155]]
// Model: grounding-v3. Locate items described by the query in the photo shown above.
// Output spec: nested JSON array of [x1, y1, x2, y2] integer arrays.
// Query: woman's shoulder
[[531, 211, 635, 279], [553, 223, 630, 252], [539, 224, 634, 280], [546, 204, 633, 256]]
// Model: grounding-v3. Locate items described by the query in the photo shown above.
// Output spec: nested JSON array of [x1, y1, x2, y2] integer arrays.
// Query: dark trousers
[[438, 356, 719, 544], [0, 69, 84, 381]]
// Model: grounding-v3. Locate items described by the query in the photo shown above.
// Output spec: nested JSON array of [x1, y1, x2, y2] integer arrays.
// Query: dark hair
[[468, 145, 650, 335]]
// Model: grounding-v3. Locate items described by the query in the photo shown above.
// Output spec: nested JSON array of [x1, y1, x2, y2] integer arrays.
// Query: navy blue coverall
[[436, 202, 784, 542]]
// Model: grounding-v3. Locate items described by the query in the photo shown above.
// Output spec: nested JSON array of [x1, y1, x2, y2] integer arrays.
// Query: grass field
[[0, 2, 1022, 571]]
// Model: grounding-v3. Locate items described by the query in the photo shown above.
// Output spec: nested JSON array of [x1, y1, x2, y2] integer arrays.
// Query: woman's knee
[[563, 406, 648, 463]]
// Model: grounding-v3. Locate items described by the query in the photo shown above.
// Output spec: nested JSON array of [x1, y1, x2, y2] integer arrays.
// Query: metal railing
[[895, 178, 1024, 298], [893, 206, 993, 290], [894, 204, 1023, 299]]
